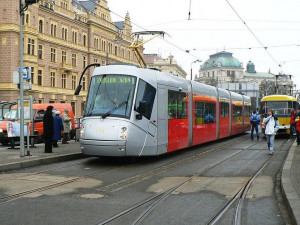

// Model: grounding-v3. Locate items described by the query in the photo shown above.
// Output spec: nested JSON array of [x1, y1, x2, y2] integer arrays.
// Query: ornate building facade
[[143, 54, 187, 78], [0, 0, 139, 116], [195, 51, 294, 109]]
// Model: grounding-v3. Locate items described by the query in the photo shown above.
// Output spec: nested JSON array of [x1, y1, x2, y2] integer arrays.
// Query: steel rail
[[0, 135, 247, 205], [207, 138, 290, 225], [98, 136, 257, 225]]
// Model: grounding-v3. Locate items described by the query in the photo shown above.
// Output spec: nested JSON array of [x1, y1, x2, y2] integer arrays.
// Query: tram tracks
[[0, 135, 247, 205], [207, 138, 291, 225], [97, 136, 266, 225]]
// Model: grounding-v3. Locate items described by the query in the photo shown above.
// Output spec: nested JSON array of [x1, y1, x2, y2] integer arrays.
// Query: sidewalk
[[0, 140, 82, 172], [282, 140, 300, 225]]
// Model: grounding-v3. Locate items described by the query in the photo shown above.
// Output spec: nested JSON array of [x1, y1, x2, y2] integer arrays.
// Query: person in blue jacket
[[53, 110, 64, 147], [250, 111, 260, 141]]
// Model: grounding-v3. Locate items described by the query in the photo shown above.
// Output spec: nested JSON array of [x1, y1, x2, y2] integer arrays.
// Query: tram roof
[[261, 95, 297, 102]]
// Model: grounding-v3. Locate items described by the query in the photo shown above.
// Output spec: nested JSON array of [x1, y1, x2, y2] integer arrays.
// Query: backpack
[[250, 114, 259, 125]]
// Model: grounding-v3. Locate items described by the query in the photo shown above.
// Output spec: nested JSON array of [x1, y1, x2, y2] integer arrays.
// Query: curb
[[0, 153, 83, 173], [281, 141, 300, 225]]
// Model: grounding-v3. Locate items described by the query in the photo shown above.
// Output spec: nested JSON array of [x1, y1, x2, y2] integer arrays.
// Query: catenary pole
[[19, 0, 25, 157]]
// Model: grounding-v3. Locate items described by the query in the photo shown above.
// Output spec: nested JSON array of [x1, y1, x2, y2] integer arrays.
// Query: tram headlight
[[80, 124, 85, 139], [0, 128, 3, 133], [118, 126, 128, 140]]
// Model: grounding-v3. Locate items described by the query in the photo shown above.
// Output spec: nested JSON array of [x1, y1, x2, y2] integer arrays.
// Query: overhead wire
[[225, 0, 281, 68]]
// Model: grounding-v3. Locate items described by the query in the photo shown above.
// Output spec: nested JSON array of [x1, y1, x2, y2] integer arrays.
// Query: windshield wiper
[[101, 100, 128, 119]]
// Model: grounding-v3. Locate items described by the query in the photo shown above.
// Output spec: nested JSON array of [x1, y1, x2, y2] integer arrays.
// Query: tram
[[76, 64, 251, 157], [260, 95, 299, 135]]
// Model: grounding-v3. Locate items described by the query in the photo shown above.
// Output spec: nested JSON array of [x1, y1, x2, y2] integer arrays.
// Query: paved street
[[0, 135, 298, 225]]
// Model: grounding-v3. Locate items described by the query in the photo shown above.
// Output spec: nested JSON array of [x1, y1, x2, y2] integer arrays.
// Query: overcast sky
[[108, 0, 300, 88]]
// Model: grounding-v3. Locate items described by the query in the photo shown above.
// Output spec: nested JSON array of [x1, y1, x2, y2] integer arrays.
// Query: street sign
[[18, 67, 31, 80], [13, 71, 19, 84], [23, 82, 32, 90]]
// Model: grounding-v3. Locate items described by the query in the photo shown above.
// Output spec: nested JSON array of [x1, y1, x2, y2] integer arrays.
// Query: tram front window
[[262, 101, 292, 115], [85, 75, 136, 119]]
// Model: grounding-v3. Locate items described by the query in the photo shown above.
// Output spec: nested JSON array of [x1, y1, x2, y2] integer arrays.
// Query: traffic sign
[[18, 67, 31, 80]]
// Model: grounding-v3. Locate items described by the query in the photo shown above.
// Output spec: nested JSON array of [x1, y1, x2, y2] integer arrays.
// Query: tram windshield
[[260, 101, 294, 115], [85, 74, 136, 118]]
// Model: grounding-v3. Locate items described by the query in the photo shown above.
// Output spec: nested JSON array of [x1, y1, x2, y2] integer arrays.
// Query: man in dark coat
[[43, 105, 54, 153], [53, 111, 64, 147]]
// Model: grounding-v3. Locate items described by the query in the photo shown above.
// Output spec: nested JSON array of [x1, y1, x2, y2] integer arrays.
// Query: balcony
[[61, 62, 72, 72]]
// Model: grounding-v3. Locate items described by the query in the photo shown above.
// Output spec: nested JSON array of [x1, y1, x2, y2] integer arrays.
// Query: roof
[[261, 95, 297, 102], [114, 21, 124, 30], [244, 72, 274, 79], [201, 51, 242, 70], [77, 0, 95, 12]]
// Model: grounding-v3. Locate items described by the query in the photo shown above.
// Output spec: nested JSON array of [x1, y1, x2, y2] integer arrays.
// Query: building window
[[72, 75, 76, 89], [72, 31, 77, 43], [38, 45, 43, 59], [83, 35, 87, 46], [115, 46, 118, 56], [25, 14, 29, 24], [62, 50, 66, 63], [94, 37, 99, 49], [31, 67, 34, 84], [62, 27, 67, 40], [50, 72, 56, 87], [27, 38, 35, 55], [72, 53, 77, 66], [62, 73, 66, 89], [37, 70, 42, 86], [94, 58, 98, 63], [51, 48, 56, 62], [83, 56, 86, 68], [51, 23, 56, 36], [82, 76, 86, 91], [38, 20, 43, 33]]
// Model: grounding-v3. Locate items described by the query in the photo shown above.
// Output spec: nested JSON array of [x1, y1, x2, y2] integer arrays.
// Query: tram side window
[[195, 101, 215, 124], [168, 91, 187, 119], [134, 79, 156, 120], [233, 105, 242, 119], [245, 105, 251, 117], [221, 101, 229, 118]]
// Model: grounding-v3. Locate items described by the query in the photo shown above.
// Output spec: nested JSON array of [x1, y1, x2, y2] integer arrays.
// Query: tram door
[[167, 90, 189, 152], [129, 79, 157, 156]]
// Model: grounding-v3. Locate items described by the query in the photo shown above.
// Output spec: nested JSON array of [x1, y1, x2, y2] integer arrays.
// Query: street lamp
[[191, 59, 201, 80]]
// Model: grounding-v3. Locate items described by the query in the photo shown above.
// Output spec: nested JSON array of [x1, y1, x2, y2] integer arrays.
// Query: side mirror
[[135, 101, 148, 120], [138, 101, 148, 114]]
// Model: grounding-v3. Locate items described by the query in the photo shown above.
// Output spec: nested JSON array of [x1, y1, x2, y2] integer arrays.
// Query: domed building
[[196, 51, 244, 85]]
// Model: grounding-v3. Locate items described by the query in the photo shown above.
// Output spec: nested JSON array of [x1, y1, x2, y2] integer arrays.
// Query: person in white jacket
[[263, 109, 279, 155]]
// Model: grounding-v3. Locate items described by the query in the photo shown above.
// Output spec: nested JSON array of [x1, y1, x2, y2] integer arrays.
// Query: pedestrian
[[295, 108, 300, 144], [62, 108, 71, 144], [43, 105, 54, 153], [290, 108, 297, 137], [53, 111, 64, 147], [263, 109, 279, 155], [250, 110, 260, 141]]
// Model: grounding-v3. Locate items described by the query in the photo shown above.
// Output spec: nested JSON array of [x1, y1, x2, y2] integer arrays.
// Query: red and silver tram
[[76, 64, 251, 157]]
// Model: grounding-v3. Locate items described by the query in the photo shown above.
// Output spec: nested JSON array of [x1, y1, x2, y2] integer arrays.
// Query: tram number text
[[96, 77, 132, 84]]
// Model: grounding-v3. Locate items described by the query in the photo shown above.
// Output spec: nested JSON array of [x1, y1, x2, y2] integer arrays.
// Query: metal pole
[[190, 66, 192, 80], [19, 0, 25, 157]]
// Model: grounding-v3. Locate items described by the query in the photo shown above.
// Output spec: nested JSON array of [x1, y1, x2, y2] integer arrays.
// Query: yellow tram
[[260, 95, 299, 135]]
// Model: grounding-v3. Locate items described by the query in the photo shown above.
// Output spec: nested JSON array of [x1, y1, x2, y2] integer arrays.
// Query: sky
[[107, 0, 300, 89]]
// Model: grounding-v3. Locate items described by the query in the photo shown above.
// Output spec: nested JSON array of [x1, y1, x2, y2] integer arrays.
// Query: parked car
[[0, 103, 75, 145]]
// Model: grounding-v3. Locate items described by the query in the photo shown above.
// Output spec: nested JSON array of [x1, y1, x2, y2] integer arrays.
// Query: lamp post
[[190, 59, 201, 80]]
